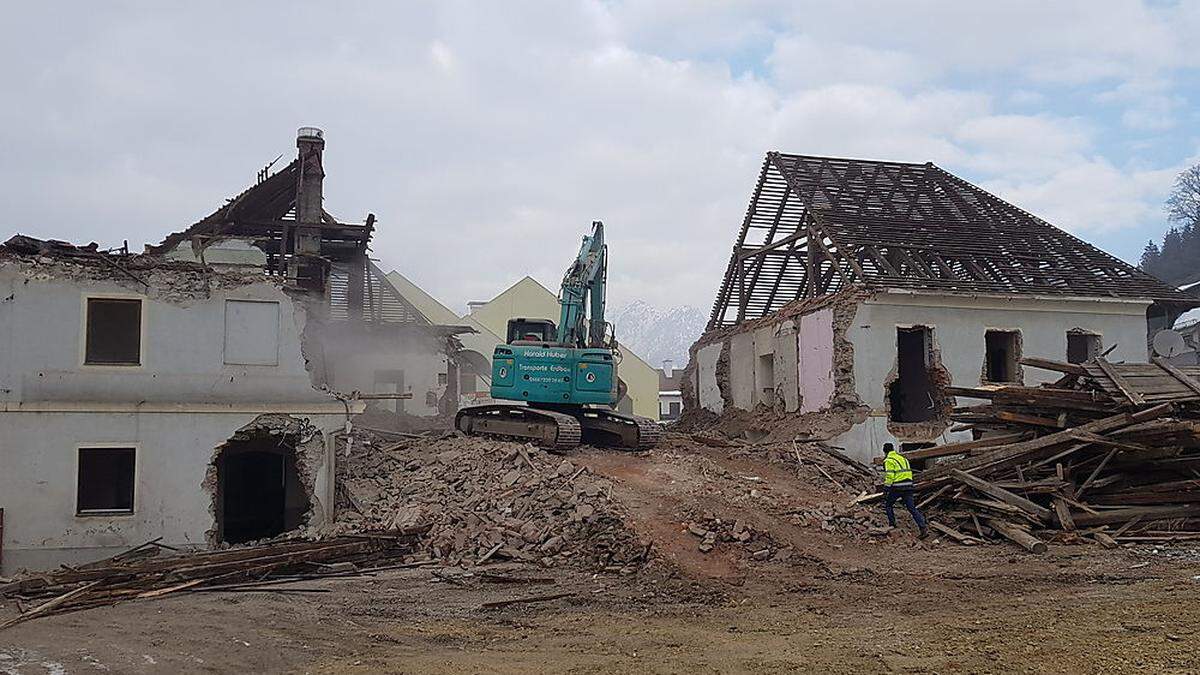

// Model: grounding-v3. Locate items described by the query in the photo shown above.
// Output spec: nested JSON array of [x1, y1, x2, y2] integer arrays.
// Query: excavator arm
[[556, 220, 609, 349]]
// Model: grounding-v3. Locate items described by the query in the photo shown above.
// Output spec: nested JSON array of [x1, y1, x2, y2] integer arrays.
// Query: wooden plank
[[985, 519, 1047, 554], [1153, 357, 1200, 398], [904, 432, 1029, 461], [1053, 498, 1076, 532], [996, 410, 1063, 428], [1019, 356, 1086, 376], [928, 521, 979, 545], [1072, 504, 1200, 528], [0, 580, 103, 631], [951, 470, 1052, 523], [923, 404, 1173, 487], [1076, 449, 1117, 499], [1111, 516, 1143, 538], [480, 592, 575, 609], [1095, 357, 1146, 406]]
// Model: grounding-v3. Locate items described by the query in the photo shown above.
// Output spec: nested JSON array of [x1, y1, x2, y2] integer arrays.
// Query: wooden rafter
[[706, 152, 1198, 330]]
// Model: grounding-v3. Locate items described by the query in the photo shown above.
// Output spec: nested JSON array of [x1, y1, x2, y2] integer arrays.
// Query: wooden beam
[[808, 226, 850, 287], [951, 469, 1052, 523], [1053, 498, 1076, 531], [1094, 357, 1146, 406], [1019, 357, 1087, 377], [928, 521, 980, 545], [903, 432, 1029, 461], [1153, 356, 1200, 397], [984, 518, 1047, 554], [1076, 448, 1117, 499], [996, 410, 1064, 429]]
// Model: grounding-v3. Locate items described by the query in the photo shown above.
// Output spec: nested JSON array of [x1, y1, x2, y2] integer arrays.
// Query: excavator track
[[455, 404, 582, 451], [577, 409, 661, 450]]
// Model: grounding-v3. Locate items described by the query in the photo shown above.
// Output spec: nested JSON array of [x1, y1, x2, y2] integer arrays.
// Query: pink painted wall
[[797, 308, 835, 413]]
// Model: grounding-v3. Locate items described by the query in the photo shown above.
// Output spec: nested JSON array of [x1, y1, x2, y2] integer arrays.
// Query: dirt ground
[[4, 437, 1200, 674]]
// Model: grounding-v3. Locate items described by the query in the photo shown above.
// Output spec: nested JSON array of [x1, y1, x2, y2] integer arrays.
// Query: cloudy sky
[[3, 1, 1198, 313]]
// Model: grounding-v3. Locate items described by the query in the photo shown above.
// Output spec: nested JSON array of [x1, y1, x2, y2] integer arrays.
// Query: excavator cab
[[506, 318, 558, 346]]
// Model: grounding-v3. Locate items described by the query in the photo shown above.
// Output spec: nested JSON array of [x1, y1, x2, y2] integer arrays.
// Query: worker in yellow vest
[[882, 443, 928, 539]]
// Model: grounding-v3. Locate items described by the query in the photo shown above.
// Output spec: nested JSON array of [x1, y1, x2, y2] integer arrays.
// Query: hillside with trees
[[1141, 165, 1200, 287]]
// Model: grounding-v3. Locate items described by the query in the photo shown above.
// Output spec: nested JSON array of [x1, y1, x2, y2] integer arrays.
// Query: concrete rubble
[[321, 430, 651, 570]]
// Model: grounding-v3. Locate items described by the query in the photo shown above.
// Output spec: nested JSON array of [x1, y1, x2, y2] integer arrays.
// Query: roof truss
[[708, 152, 1192, 330]]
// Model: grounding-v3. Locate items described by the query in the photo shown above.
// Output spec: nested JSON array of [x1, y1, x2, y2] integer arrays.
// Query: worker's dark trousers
[[884, 485, 926, 530]]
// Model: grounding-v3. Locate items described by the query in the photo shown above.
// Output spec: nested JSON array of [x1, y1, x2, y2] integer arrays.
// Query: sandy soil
[[3, 438, 1200, 674]]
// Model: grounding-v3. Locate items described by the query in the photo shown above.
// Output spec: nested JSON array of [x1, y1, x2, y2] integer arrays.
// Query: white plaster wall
[[696, 342, 724, 414], [0, 411, 343, 574], [0, 269, 348, 573], [798, 308, 836, 414], [729, 332, 756, 410], [831, 292, 1151, 463], [773, 320, 799, 412], [326, 345, 447, 416], [0, 270, 329, 405], [752, 326, 776, 407]]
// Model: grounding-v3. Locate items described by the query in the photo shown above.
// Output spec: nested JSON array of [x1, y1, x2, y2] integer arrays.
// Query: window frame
[[983, 328, 1023, 384], [80, 293, 147, 369], [75, 443, 139, 517], [1066, 330, 1103, 364], [223, 298, 281, 366]]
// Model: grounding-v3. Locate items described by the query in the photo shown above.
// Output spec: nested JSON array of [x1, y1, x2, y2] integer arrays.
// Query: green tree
[[1142, 166, 1200, 286]]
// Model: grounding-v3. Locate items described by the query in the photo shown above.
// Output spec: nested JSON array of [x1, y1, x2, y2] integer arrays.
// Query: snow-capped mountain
[[610, 300, 707, 369]]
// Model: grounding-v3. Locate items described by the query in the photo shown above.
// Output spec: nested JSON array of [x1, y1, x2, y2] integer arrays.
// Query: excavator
[[454, 221, 661, 450]]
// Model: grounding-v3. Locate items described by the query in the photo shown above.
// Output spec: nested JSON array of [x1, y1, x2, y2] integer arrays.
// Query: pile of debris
[[916, 355, 1200, 552], [0, 532, 425, 630], [684, 513, 777, 559], [326, 430, 651, 570]]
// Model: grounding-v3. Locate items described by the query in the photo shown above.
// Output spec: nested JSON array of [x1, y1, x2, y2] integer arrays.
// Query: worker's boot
[[918, 525, 929, 540]]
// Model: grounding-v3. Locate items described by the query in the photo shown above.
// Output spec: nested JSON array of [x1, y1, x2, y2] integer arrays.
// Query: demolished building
[[0, 128, 470, 573], [685, 152, 1199, 464]]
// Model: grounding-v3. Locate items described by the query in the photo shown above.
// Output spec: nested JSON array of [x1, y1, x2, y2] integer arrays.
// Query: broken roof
[[145, 158, 372, 259], [709, 152, 1196, 329]]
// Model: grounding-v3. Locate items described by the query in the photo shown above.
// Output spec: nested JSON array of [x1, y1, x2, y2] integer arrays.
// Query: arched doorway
[[214, 432, 310, 544]]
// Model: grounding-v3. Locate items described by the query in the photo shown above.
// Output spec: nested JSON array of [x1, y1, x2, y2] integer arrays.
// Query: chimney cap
[[297, 126, 324, 141]]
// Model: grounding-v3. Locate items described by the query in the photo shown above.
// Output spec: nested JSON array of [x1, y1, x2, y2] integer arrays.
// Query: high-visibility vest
[[884, 451, 913, 486]]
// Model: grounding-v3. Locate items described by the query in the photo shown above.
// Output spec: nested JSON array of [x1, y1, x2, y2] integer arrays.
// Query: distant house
[[658, 360, 684, 421]]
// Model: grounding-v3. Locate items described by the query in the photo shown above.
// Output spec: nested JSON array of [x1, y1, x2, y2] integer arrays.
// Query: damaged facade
[[686, 153, 1199, 463], [0, 128, 467, 573]]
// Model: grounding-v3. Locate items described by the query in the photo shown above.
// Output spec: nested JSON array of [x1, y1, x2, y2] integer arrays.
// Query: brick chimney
[[294, 126, 325, 256]]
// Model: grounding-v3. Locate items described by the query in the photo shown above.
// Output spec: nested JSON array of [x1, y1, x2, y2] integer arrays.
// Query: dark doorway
[[216, 438, 308, 545], [889, 326, 937, 422]]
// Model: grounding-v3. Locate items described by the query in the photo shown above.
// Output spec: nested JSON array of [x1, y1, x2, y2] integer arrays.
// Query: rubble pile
[[328, 431, 650, 569], [787, 500, 880, 538], [684, 513, 781, 560], [917, 355, 1200, 552]]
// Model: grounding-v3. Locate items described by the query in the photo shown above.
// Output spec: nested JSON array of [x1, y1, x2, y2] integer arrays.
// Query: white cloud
[[984, 160, 1181, 235], [767, 36, 935, 90], [0, 0, 1194, 315]]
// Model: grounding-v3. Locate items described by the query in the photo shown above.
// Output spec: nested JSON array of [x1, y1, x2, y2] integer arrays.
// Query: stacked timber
[[915, 356, 1200, 553], [0, 530, 427, 630]]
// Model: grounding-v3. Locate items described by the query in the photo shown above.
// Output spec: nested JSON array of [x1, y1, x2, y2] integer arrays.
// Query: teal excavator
[[454, 221, 661, 450]]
